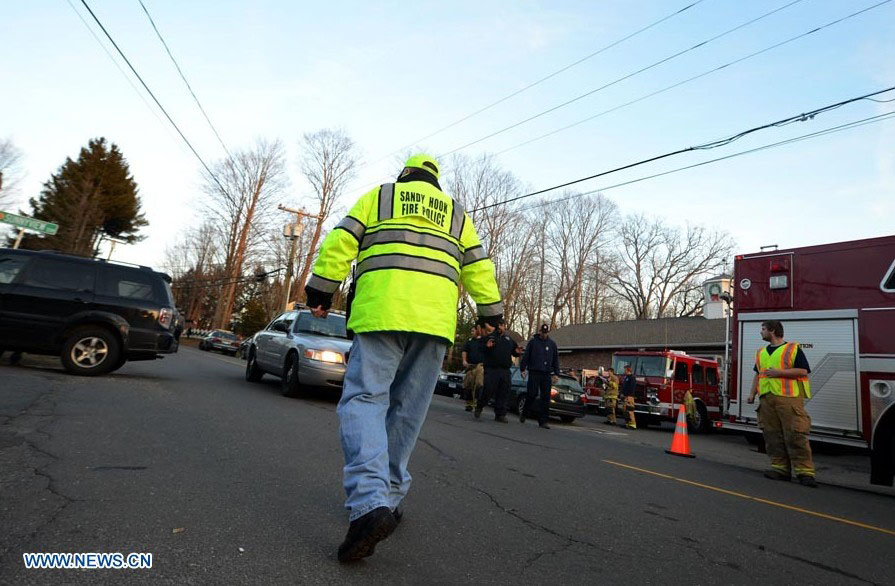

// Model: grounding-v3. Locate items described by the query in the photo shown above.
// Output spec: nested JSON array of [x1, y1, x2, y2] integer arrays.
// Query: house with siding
[[550, 317, 726, 370]]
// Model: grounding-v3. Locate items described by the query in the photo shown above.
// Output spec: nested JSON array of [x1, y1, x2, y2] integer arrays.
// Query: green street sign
[[0, 211, 59, 235]]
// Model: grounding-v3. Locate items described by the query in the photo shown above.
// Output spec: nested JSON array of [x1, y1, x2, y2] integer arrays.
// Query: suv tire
[[109, 355, 128, 373], [60, 326, 120, 376]]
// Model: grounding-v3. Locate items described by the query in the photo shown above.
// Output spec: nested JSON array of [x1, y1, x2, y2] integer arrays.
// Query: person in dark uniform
[[520, 323, 561, 429], [475, 320, 521, 422]]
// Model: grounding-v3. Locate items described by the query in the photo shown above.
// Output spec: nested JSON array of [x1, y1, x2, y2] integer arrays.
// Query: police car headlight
[[304, 349, 344, 364], [439, 373, 449, 381]]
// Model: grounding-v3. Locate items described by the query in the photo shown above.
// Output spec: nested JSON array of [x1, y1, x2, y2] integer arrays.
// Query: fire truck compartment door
[[737, 311, 860, 435]]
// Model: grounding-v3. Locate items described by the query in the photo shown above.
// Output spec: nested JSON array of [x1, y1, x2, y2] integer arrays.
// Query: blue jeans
[[337, 332, 447, 521]]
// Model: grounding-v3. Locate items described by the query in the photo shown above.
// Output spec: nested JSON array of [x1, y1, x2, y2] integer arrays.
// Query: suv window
[[0, 254, 28, 284], [692, 363, 705, 384], [98, 266, 162, 302], [674, 361, 689, 383], [21, 258, 95, 291], [706, 367, 719, 386]]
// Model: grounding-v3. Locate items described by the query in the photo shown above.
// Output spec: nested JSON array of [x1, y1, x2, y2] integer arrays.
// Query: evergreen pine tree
[[16, 137, 147, 255]]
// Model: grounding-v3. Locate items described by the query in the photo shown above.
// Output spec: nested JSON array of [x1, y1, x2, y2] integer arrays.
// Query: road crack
[[469, 482, 633, 573], [0, 387, 80, 558], [740, 539, 880, 585], [418, 436, 458, 463]]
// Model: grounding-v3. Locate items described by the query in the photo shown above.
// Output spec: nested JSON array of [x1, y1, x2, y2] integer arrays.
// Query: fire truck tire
[[688, 402, 711, 434], [870, 414, 895, 487]]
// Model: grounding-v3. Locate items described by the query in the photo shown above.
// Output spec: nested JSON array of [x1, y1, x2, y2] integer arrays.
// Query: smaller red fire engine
[[611, 350, 723, 433]]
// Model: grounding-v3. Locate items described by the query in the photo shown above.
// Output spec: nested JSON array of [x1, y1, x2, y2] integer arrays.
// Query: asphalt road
[[2, 347, 894, 585]]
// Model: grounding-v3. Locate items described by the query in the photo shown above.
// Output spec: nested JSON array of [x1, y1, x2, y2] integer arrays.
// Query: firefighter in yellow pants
[[620, 365, 637, 429], [461, 322, 485, 411], [623, 396, 637, 429], [603, 369, 619, 425], [684, 390, 696, 424], [463, 363, 483, 411]]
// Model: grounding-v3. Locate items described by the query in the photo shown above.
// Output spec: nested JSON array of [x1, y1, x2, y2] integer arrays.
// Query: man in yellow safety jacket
[[304, 154, 503, 562], [747, 319, 816, 487]]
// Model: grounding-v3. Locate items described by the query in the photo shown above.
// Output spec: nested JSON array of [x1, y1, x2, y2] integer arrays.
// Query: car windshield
[[294, 312, 347, 338], [553, 377, 582, 392], [213, 331, 238, 340], [635, 356, 668, 377], [613, 355, 669, 378]]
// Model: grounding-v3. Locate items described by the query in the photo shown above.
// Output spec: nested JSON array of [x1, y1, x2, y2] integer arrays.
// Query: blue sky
[[2, 0, 893, 267]]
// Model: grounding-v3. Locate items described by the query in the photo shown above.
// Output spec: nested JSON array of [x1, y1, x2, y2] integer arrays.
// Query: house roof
[[550, 317, 726, 350]]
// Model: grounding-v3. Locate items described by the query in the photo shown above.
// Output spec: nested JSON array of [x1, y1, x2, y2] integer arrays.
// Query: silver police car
[[244, 309, 351, 397]]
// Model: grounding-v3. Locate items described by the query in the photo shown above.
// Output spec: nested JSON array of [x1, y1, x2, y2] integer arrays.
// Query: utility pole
[[278, 205, 319, 310]]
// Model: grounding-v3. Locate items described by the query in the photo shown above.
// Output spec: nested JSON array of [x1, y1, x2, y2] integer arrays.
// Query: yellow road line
[[603, 459, 895, 537]]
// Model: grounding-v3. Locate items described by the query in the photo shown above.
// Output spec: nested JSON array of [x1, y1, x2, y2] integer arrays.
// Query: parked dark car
[[199, 329, 240, 355], [434, 371, 464, 397], [507, 367, 587, 423], [0, 248, 180, 375]]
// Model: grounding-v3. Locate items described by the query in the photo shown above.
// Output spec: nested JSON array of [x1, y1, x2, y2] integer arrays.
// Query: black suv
[[0, 248, 180, 375]]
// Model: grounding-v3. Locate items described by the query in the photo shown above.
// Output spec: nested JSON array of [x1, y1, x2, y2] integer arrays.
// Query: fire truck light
[[769, 275, 788, 289]]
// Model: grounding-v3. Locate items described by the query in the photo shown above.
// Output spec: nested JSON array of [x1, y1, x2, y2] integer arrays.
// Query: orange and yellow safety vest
[[755, 342, 811, 398]]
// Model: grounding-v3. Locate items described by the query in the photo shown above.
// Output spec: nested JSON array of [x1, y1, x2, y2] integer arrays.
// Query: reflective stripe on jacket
[[308, 180, 502, 343], [755, 342, 811, 398]]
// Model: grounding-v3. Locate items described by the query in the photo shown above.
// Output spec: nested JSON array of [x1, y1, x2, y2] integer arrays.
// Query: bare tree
[[445, 154, 533, 330], [293, 129, 358, 304], [0, 138, 24, 207], [203, 139, 288, 328], [538, 193, 618, 329], [607, 214, 735, 319]]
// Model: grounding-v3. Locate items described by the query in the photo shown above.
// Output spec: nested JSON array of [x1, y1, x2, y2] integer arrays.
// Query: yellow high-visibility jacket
[[306, 177, 502, 343]]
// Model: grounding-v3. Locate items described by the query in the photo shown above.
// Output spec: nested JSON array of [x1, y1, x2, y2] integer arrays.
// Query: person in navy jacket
[[520, 324, 561, 429]]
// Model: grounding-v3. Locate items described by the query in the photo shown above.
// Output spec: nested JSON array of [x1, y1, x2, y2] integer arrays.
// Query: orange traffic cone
[[665, 405, 695, 458]]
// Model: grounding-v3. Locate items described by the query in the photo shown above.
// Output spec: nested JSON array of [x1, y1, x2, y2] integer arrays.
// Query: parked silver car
[[244, 309, 351, 397]]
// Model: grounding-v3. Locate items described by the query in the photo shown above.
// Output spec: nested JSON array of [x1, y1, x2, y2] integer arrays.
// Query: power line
[[471, 86, 895, 212], [78, 0, 286, 258], [77, 0, 227, 194], [438, 0, 808, 158], [63, 0, 174, 140], [172, 268, 285, 289], [365, 0, 711, 167], [493, 0, 894, 157], [515, 110, 895, 214], [136, 0, 232, 159], [331, 0, 891, 203]]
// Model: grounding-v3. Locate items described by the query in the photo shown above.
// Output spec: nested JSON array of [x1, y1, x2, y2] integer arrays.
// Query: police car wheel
[[245, 349, 263, 383], [281, 352, 301, 397]]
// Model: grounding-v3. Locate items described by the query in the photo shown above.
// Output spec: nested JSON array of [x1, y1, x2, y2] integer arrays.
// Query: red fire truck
[[612, 350, 722, 433], [724, 235, 895, 486]]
